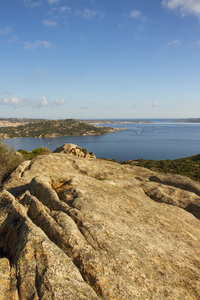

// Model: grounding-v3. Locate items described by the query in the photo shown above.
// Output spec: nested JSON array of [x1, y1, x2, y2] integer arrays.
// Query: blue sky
[[0, 0, 200, 119]]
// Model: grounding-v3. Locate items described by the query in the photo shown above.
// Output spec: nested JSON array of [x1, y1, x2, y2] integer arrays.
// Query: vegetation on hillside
[[0, 141, 52, 184], [18, 147, 51, 160], [0, 119, 115, 139], [0, 118, 44, 123], [120, 154, 200, 182], [0, 141, 24, 184]]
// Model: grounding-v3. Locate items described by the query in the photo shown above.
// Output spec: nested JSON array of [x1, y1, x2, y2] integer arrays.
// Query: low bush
[[18, 147, 51, 160], [0, 141, 24, 184], [135, 155, 200, 182]]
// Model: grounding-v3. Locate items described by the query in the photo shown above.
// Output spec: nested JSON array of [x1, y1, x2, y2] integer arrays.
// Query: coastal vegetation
[[0, 118, 115, 139], [0, 141, 51, 184], [0, 141, 23, 184], [121, 154, 200, 182], [18, 147, 51, 160]]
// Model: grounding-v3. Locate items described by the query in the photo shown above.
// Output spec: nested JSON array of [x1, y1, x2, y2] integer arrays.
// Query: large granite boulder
[[1, 146, 200, 299], [53, 143, 96, 158]]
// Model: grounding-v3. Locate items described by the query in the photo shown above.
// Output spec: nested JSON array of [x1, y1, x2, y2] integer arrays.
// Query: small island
[[0, 118, 117, 139]]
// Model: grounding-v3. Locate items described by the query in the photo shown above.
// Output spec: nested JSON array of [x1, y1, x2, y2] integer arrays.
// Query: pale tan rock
[[0, 258, 11, 300], [1, 147, 200, 299], [0, 191, 101, 300], [0, 256, 20, 300], [53, 143, 96, 158]]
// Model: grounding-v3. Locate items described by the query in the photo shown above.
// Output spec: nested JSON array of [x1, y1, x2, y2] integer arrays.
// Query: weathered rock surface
[[53, 143, 96, 158], [1, 146, 200, 299]]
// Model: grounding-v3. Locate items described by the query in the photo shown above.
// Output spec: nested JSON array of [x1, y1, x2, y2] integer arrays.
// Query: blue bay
[[2, 119, 200, 161]]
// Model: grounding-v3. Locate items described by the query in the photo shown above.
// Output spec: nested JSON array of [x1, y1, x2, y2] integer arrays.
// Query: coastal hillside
[[0, 144, 200, 299], [0, 118, 45, 127], [0, 118, 115, 139], [120, 153, 200, 182]]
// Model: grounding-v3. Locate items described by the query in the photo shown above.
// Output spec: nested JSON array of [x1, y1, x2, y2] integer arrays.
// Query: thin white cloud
[[48, 0, 59, 4], [24, 0, 41, 8], [8, 35, 19, 43], [60, 6, 71, 14], [162, 0, 200, 17], [76, 8, 105, 19], [197, 39, 200, 46], [0, 27, 11, 35], [1, 92, 11, 105], [162, 39, 182, 49], [39, 96, 48, 107], [152, 102, 160, 108], [124, 10, 147, 22], [55, 98, 66, 105], [11, 97, 24, 107], [24, 40, 55, 50], [47, 5, 71, 22], [130, 10, 142, 19], [168, 39, 181, 46], [1, 97, 10, 105], [43, 20, 57, 27], [1, 94, 24, 107]]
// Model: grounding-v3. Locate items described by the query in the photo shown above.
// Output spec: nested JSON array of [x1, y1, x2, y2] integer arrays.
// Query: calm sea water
[[2, 119, 200, 161]]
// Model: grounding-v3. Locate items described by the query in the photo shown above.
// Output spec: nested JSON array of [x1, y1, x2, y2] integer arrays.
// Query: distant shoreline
[[2, 121, 200, 161], [0, 118, 152, 129], [1, 118, 200, 131], [178, 118, 200, 123], [83, 120, 152, 125]]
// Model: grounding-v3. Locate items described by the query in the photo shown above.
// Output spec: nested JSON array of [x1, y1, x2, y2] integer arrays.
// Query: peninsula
[[0, 118, 116, 139]]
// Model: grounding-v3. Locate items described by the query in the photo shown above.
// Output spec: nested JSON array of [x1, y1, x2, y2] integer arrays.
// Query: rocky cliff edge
[[1, 144, 200, 299]]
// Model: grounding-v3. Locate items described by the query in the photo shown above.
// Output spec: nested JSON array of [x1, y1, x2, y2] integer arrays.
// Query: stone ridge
[[1, 147, 200, 299]]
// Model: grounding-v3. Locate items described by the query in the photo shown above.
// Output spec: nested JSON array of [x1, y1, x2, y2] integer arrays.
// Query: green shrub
[[18, 147, 51, 160], [0, 141, 24, 184], [32, 147, 51, 155]]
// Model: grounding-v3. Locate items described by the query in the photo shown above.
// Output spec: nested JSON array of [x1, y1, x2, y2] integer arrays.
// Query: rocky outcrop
[[1, 146, 200, 299], [53, 143, 96, 158]]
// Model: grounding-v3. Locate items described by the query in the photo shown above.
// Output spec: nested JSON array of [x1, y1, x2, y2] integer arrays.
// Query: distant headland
[[0, 118, 152, 139], [0, 118, 117, 139], [178, 118, 200, 123]]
